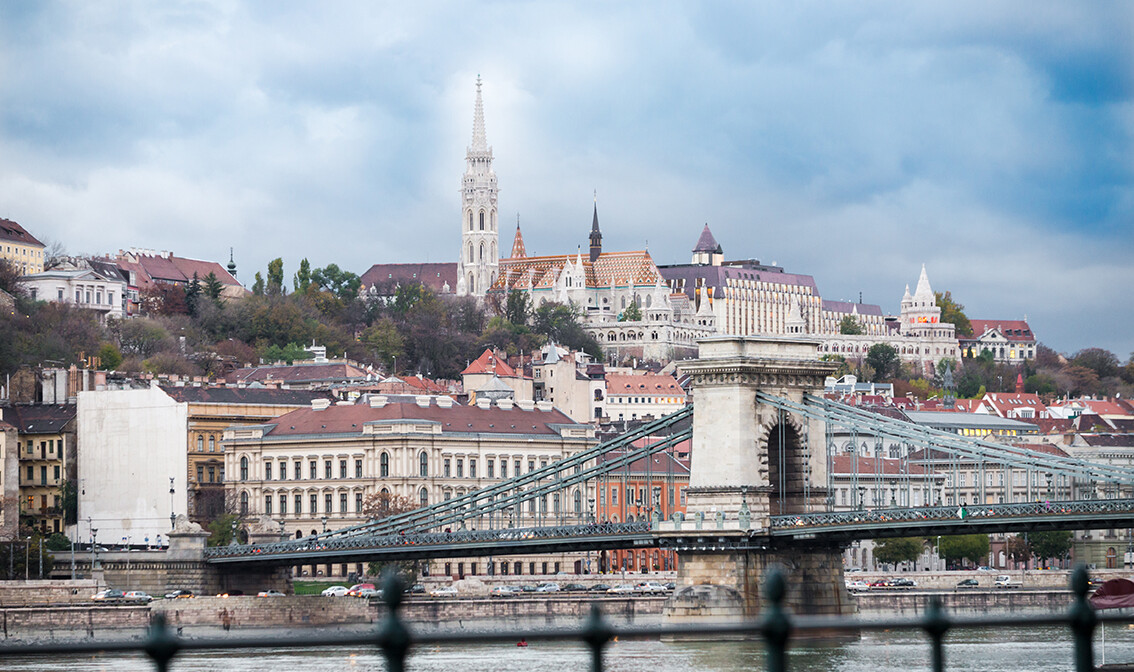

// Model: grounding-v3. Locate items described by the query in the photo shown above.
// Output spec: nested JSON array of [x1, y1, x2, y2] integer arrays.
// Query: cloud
[[0, 1, 1130, 355]]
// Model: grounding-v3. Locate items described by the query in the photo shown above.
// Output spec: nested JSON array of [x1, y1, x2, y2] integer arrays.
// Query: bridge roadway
[[205, 498, 1134, 566]]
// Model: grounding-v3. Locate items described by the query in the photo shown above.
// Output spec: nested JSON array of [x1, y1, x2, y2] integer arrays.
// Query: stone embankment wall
[[0, 595, 665, 639], [856, 589, 1074, 614], [850, 570, 1117, 591], [0, 580, 99, 606]]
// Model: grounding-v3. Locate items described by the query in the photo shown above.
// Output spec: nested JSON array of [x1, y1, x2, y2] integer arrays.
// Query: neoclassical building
[[224, 394, 597, 578]]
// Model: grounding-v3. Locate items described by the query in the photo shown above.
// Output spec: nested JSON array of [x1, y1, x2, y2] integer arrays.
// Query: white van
[[994, 575, 1020, 589]]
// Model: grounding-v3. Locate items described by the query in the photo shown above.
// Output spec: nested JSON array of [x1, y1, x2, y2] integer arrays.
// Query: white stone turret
[[457, 76, 499, 298]]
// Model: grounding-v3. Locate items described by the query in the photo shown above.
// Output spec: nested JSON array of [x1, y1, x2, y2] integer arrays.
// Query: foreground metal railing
[[0, 567, 1120, 672]]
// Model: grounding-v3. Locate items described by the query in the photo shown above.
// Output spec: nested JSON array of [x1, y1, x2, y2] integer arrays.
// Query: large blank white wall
[[77, 387, 187, 545]]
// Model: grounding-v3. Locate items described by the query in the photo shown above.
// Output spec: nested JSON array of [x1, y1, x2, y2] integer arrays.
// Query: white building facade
[[456, 77, 499, 298]]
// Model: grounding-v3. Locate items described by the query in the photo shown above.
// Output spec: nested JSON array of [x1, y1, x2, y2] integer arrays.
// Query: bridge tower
[[665, 336, 851, 625]]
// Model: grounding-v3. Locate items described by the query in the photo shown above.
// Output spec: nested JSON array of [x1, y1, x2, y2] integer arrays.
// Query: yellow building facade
[[0, 219, 46, 275]]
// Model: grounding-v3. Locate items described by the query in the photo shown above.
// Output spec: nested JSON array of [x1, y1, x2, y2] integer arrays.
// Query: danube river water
[[4, 622, 1134, 671]]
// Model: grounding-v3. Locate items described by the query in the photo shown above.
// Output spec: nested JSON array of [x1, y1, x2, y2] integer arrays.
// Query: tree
[[1070, 348, 1120, 381], [310, 263, 362, 303], [361, 492, 419, 580], [504, 290, 531, 326], [873, 537, 923, 566], [294, 258, 312, 293], [938, 534, 990, 567], [865, 343, 899, 382], [113, 318, 173, 358], [0, 259, 26, 298], [935, 291, 972, 337], [1029, 530, 1072, 566], [96, 342, 123, 371], [252, 272, 265, 296], [839, 315, 863, 335], [44, 533, 70, 551], [206, 512, 247, 547], [266, 258, 285, 296], [185, 272, 202, 316], [203, 271, 224, 303], [532, 302, 603, 360], [361, 318, 405, 370], [620, 300, 642, 322]]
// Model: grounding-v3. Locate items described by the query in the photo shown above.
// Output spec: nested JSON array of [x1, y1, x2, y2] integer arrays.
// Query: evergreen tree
[[185, 272, 202, 316]]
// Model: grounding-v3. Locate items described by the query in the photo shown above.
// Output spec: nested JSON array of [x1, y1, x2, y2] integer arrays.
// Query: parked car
[[490, 586, 518, 598], [891, 578, 917, 589], [406, 584, 427, 594], [429, 586, 459, 598], [518, 585, 537, 593], [92, 589, 125, 602], [588, 584, 612, 592], [634, 582, 668, 595], [607, 584, 636, 594], [257, 589, 286, 597], [321, 585, 349, 597], [535, 582, 561, 593], [977, 566, 995, 572], [123, 591, 153, 603], [664, 582, 676, 591], [562, 583, 588, 592], [164, 589, 194, 599], [957, 578, 980, 588], [347, 583, 376, 597]]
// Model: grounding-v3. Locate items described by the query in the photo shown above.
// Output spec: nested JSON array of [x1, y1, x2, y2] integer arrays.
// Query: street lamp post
[[587, 497, 596, 574], [169, 477, 176, 530], [91, 525, 98, 574], [24, 537, 30, 581], [321, 516, 328, 534]]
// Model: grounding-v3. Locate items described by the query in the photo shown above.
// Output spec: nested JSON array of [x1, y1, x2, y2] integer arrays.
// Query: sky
[[1, 2, 1131, 357]]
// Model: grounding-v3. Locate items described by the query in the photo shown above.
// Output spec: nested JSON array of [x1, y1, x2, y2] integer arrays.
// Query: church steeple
[[511, 214, 526, 258], [226, 247, 237, 278], [457, 75, 499, 298], [589, 192, 602, 263]]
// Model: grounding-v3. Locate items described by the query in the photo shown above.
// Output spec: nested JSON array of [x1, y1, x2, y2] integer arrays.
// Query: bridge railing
[[770, 497, 1134, 531], [205, 521, 654, 560], [0, 567, 1115, 672]]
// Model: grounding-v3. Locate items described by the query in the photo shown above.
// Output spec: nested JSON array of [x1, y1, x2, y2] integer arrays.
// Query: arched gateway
[[663, 336, 853, 624]]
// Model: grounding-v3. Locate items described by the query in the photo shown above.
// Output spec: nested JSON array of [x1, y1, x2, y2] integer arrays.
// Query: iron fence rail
[[0, 567, 1118, 672]]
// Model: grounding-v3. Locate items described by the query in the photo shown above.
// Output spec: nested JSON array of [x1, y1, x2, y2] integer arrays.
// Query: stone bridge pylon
[[663, 336, 851, 626]]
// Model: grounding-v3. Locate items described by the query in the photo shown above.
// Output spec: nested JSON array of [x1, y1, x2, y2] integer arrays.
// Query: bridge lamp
[[321, 516, 328, 533], [588, 498, 595, 525], [169, 477, 176, 530]]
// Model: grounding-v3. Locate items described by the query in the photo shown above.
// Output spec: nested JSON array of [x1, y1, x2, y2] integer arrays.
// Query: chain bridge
[[204, 336, 1134, 621]]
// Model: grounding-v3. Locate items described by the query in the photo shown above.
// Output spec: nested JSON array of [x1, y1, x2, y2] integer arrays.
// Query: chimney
[[435, 396, 454, 408], [497, 398, 514, 410], [516, 400, 535, 411], [311, 398, 331, 411], [369, 395, 389, 409], [476, 397, 491, 410], [536, 400, 554, 412], [415, 396, 431, 408]]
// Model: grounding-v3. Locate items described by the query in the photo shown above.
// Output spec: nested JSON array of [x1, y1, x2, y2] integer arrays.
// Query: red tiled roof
[[966, 319, 1035, 342], [1028, 418, 1074, 434], [831, 455, 930, 476], [462, 349, 518, 377], [494, 250, 662, 292], [360, 263, 457, 295], [982, 392, 1048, 416], [1009, 443, 1070, 457], [605, 373, 686, 396], [160, 386, 333, 406], [262, 401, 580, 437], [0, 218, 44, 247], [169, 256, 240, 286]]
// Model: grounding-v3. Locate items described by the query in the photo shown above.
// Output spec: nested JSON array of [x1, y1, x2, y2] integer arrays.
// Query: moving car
[[124, 591, 153, 603], [994, 575, 1020, 589], [634, 582, 668, 595], [956, 578, 980, 588], [429, 586, 459, 598], [321, 585, 349, 597], [490, 585, 518, 598], [607, 584, 636, 594], [406, 584, 427, 594], [891, 578, 917, 589], [257, 589, 286, 597], [589, 584, 612, 592], [92, 589, 125, 602], [562, 583, 588, 592], [355, 587, 381, 598], [846, 580, 870, 593], [164, 589, 194, 599], [535, 582, 561, 593], [347, 583, 376, 597]]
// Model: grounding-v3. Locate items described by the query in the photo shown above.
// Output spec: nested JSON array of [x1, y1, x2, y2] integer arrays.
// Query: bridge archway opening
[[765, 418, 807, 515]]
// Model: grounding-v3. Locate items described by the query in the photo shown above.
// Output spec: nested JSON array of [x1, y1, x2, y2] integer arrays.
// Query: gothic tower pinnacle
[[589, 191, 602, 263], [457, 75, 499, 298]]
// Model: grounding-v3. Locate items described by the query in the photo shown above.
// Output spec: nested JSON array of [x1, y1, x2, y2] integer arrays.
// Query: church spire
[[589, 191, 602, 263], [470, 75, 488, 152], [511, 214, 526, 258], [226, 247, 237, 278]]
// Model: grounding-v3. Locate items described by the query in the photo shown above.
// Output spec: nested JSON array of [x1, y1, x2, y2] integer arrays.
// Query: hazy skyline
[[1, 3, 1131, 356]]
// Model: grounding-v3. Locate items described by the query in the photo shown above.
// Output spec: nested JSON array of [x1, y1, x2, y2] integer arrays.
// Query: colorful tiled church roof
[[493, 250, 662, 292]]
